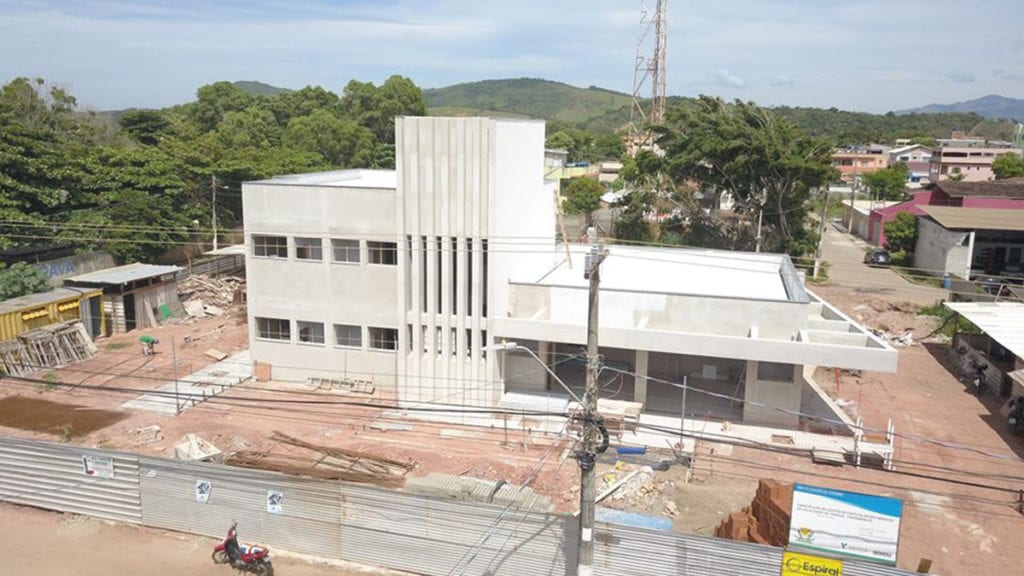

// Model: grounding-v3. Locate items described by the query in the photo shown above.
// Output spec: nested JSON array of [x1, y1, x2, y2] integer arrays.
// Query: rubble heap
[[177, 274, 245, 316]]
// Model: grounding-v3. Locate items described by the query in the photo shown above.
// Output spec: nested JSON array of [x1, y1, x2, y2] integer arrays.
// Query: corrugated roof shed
[[65, 263, 182, 286], [920, 205, 1024, 231], [0, 288, 101, 316], [945, 302, 1024, 360]]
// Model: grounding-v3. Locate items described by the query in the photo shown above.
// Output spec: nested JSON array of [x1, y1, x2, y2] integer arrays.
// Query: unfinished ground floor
[[498, 340, 850, 432]]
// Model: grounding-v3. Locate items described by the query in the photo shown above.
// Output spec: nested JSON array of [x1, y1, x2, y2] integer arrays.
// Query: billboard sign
[[781, 550, 843, 576], [789, 483, 902, 565]]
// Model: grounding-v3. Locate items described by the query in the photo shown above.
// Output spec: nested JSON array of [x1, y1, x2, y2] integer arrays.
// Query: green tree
[[562, 178, 604, 220], [215, 107, 280, 149], [861, 163, 909, 200], [0, 262, 50, 300], [283, 110, 374, 168], [341, 76, 427, 143], [189, 81, 256, 133], [884, 212, 918, 254], [118, 109, 172, 145], [654, 96, 836, 255], [992, 154, 1024, 179]]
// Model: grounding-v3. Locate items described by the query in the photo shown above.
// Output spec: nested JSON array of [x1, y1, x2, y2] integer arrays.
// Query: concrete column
[[742, 360, 801, 429], [965, 230, 976, 279], [634, 350, 649, 406]]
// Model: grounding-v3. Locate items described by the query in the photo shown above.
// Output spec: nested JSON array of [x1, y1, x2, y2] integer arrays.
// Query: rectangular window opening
[[334, 324, 361, 348], [369, 327, 398, 351], [253, 235, 287, 258], [295, 237, 323, 261], [256, 317, 290, 341], [331, 239, 360, 264], [368, 241, 397, 265], [297, 321, 325, 344]]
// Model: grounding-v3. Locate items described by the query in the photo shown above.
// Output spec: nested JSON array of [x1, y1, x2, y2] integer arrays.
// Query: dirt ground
[[0, 503, 408, 576], [2, 279, 1023, 574]]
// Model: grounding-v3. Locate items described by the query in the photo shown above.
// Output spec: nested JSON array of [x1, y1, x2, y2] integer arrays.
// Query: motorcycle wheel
[[251, 560, 273, 576], [211, 550, 230, 564]]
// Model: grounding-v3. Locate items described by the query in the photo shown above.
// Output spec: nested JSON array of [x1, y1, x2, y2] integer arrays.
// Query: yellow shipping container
[[0, 288, 104, 342]]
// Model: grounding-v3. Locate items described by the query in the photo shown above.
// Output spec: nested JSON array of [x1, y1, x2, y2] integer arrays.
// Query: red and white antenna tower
[[629, 0, 668, 151]]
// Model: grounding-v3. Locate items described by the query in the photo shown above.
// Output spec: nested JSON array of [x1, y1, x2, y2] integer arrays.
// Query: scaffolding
[[0, 320, 97, 377]]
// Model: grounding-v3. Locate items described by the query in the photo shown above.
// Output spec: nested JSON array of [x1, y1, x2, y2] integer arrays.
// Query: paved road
[[818, 224, 947, 305], [0, 503, 405, 576]]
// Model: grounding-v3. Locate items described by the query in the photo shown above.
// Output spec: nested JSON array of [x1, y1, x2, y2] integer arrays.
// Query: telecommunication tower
[[629, 0, 668, 151]]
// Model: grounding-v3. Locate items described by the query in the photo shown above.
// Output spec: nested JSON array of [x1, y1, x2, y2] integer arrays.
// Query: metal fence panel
[[336, 485, 572, 576], [139, 457, 342, 561], [0, 437, 141, 523], [0, 437, 921, 576]]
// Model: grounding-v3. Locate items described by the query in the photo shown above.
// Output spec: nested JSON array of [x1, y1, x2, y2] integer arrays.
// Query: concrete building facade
[[243, 117, 896, 430]]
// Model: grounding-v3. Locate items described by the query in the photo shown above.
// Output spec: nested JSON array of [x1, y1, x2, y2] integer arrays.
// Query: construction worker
[[139, 335, 159, 356]]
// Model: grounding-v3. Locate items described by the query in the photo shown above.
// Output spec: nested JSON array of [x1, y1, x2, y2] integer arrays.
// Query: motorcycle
[[1008, 398, 1024, 436], [212, 522, 274, 576], [970, 360, 988, 395]]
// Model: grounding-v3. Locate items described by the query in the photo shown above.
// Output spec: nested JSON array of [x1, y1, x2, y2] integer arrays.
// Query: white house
[[242, 117, 897, 430]]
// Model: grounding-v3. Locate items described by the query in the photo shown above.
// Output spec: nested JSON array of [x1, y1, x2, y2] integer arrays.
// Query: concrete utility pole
[[211, 175, 219, 252], [578, 227, 607, 576], [813, 189, 830, 279]]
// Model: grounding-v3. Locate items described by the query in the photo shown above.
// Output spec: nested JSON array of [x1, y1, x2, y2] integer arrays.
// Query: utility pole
[[578, 227, 607, 576], [211, 175, 219, 252], [172, 336, 181, 416], [813, 189, 830, 279]]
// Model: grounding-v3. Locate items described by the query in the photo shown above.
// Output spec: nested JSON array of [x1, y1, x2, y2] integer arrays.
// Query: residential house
[[886, 144, 932, 183], [242, 117, 896, 431], [831, 148, 888, 183], [928, 140, 1022, 183]]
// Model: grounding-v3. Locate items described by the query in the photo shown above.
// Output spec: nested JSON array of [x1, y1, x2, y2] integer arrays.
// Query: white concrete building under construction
[[242, 116, 897, 430]]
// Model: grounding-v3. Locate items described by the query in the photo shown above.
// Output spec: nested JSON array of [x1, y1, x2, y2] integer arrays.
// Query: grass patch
[[919, 300, 981, 337], [892, 264, 942, 287], [105, 342, 130, 351], [40, 372, 60, 391]]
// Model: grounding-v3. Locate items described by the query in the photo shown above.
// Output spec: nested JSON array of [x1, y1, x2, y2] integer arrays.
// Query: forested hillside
[[424, 78, 1016, 143], [0, 76, 426, 263]]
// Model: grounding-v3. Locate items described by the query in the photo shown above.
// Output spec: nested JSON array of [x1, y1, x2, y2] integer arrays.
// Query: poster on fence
[[781, 550, 842, 576], [266, 490, 284, 514], [195, 480, 212, 504], [81, 455, 115, 479], [789, 483, 902, 565]]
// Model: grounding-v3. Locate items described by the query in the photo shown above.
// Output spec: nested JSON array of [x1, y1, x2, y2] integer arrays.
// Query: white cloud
[[715, 68, 745, 88]]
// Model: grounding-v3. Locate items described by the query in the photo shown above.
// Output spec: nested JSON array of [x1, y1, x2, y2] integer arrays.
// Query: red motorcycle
[[212, 522, 274, 576]]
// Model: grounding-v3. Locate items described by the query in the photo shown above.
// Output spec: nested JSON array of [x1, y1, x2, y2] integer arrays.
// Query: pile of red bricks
[[714, 479, 793, 547]]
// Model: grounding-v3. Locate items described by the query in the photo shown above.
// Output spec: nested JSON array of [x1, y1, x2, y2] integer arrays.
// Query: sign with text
[[81, 455, 114, 479], [781, 550, 843, 576], [789, 483, 902, 565]]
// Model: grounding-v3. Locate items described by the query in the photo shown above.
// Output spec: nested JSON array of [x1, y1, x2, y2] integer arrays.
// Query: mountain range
[[896, 95, 1024, 121]]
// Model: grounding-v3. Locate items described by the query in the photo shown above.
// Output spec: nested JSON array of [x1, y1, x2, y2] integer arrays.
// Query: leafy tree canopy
[[0, 262, 50, 300], [992, 154, 1024, 179], [884, 212, 918, 254], [861, 163, 909, 200], [562, 178, 604, 215]]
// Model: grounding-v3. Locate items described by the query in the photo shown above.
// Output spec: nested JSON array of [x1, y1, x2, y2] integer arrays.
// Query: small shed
[[0, 287, 105, 341], [64, 263, 183, 334]]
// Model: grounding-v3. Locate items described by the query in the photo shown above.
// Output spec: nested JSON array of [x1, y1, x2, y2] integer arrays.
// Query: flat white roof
[[945, 302, 1024, 360], [66, 263, 182, 286], [522, 245, 793, 302], [248, 169, 396, 189]]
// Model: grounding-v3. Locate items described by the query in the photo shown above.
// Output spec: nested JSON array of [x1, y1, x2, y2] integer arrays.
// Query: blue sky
[[1, 0, 1022, 113]]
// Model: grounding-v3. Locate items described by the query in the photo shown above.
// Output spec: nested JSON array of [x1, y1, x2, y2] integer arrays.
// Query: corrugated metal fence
[[175, 254, 245, 281], [0, 436, 917, 576]]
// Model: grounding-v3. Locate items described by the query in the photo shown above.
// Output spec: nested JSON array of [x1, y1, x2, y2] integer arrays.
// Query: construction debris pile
[[224, 431, 414, 488], [596, 460, 680, 518], [0, 321, 97, 376], [714, 479, 792, 546], [178, 274, 245, 317], [405, 473, 554, 512]]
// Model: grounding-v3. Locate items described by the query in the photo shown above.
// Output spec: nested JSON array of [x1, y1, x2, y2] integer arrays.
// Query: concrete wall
[[34, 251, 115, 287], [742, 360, 801, 428], [243, 183, 400, 387], [914, 218, 970, 278], [395, 117, 550, 407], [507, 284, 808, 340]]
